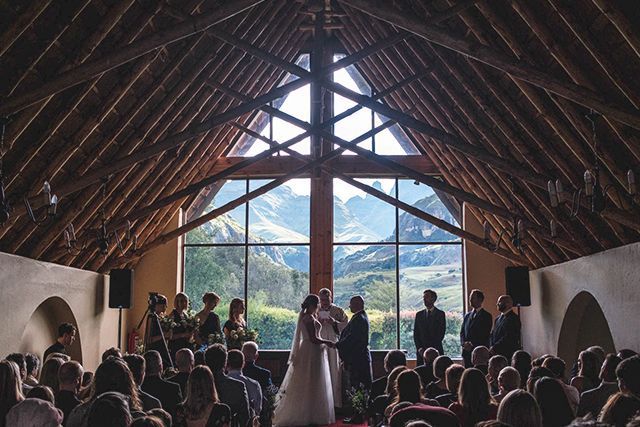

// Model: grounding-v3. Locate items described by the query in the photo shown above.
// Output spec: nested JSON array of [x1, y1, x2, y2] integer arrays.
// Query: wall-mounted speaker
[[109, 269, 134, 309], [505, 266, 531, 307]]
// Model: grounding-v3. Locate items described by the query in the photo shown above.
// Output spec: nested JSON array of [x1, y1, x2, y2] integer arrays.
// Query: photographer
[[147, 293, 171, 366]]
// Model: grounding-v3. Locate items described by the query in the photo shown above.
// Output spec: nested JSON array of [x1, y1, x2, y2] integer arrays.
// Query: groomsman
[[414, 289, 446, 364], [490, 295, 521, 359], [460, 289, 493, 367]]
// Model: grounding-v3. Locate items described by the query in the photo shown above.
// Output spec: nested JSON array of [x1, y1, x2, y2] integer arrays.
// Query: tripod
[[136, 305, 173, 369]]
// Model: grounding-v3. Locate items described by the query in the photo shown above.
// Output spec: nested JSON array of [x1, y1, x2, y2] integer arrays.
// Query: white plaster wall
[[524, 242, 640, 357], [0, 252, 121, 371]]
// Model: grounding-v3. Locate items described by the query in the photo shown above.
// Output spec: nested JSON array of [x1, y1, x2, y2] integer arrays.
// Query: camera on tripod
[[148, 292, 166, 311]]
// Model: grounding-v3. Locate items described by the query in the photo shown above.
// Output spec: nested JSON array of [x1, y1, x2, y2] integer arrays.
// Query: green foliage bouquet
[[228, 327, 259, 348], [178, 309, 200, 332], [346, 385, 369, 417], [159, 315, 177, 333], [207, 332, 225, 346]]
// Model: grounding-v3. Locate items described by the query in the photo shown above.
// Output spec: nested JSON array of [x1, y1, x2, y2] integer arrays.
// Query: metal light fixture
[[24, 180, 58, 226], [485, 217, 526, 254]]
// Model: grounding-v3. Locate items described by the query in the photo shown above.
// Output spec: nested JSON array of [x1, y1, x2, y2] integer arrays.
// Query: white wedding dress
[[273, 313, 335, 426]]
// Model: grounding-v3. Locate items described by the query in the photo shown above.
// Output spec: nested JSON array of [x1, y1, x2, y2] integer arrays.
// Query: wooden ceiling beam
[[339, 0, 640, 131]]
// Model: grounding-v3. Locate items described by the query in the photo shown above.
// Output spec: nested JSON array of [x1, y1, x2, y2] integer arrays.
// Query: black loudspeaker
[[109, 269, 134, 309], [505, 266, 531, 307]]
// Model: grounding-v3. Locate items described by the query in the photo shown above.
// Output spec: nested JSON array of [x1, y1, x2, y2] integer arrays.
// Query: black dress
[[169, 309, 192, 362], [174, 402, 231, 427], [223, 320, 246, 350], [199, 312, 222, 348]]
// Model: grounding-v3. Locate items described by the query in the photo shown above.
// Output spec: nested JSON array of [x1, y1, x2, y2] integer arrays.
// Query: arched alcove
[[20, 296, 83, 363], [557, 291, 615, 370]]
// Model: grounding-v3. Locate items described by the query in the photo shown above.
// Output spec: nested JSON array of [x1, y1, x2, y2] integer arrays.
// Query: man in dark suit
[[489, 295, 521, 360], [206, 344, 250, 427], [414, 347, 439, 387], [141, 351, 182, 417], [414, 289, 446, 364], [577, 353, 620, 417], [336, 295, 372, 390], [241, 341, 273, 391], [123, 354, 162, 412], [460, 289, 493, 367], [168, 348, 193, 396]]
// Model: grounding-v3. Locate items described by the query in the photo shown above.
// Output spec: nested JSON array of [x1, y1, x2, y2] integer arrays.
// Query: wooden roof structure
[[1, 0, 639, 273]]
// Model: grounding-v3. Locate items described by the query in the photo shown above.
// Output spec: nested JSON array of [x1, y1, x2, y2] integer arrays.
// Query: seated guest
[[226, 349, 262, 417], [141, 351, 182, 416], [5, 397, 63, 427], [435, 364, 465, 408], [598, 392, 640, 426], [496, 389, 541, 427], [532, 354, 553, 367], [534, 377, 575, 427], [371, 350, 407, 402], [389, 402, 461, 427], [24, 353, 40, 387], [67, 358, 143, 427], [415, 348, 439, 388], [493, 367, 520, 403], [527, 366, 554, 395], [370, 366, 407, 422], [241, 341, 273, 391], [131, 416, 165, 427], [40, 357, 64, 393], [27, 385, 55, 403], [205, 344, 250, 427], [511, 350, 532, 389], [571, 350, 601, 393], [175, 365, 231, 427], [56, 361, 83, 425], [1, 360, 24, 427], [193, 350, 205, 367], [86, 391, 132, 427], [6, 353, 32, 395], [384, 370, 438, 421], [617, 349, 637, 360], [449, 368, 498, 427], [577, 353, 620, 417], [543, 356, 580, 413], [472, 346, 491, 375], [586, 346, 606, 369], [168, 348, 193, 397], [487, 355, 508, 395], [44, 323, 76, 361], [101, 347, 122, 362], [616, 355, 640, 398], [147, 408, 172, 427], [425, 355, 453, 399], [78, 371, 93, 400], [123, 354, 162, 411]]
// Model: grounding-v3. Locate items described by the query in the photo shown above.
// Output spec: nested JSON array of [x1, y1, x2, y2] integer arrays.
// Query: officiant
[[318, 288, 349, 407]]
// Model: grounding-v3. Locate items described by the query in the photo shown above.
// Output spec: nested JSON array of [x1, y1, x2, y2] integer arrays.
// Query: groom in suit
[[414, 289, 446, 364], [336, 295, 372, 391]]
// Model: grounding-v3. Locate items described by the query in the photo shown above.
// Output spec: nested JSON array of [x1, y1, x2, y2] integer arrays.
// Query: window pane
[[185, 180, 246, 244], [333, 245, 397, 351], [333, 178, 395, 243], [183, 246, 245, 312], [247, 245, 310, 350], [399, 245, 463, 358], [248, 179, 310, 243], [397, 180, 461, 243]]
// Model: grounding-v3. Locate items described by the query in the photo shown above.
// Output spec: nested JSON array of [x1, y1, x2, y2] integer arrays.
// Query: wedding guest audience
[[67, 358, 143, 427], [46, 352, 71, 363], [0, 360, 24, 427], [227, 349, 262, 417], [472, 346, 491, 375], [241, 341, 273, 391], [101, 347, 123, 362], [168, 348, 193, 397], [494, 367, 521, 403], [617, 349, 637, 360], [56, 360, 83, 425], [174, 365, 231, 427], [40, 356, 64, 392], [205, 343, 250, 427], [81, 371, 93, 388], [496, 389, 542, 427], [543, 356, 580, 413], [449, 368, 498, 427], [616, 355, 640, 398], [24, 352, 40, 387], [6, 352, 32, 395], [534, 377, 575, 427], [577, 353, 620, 417], [27, 384, 55, 403], [194, 350, 205, 367], [44, 323, 76, 360], [425, 355, 453, 399], [141, 350, 182, 416], [527, 366, 554, 394], [371, 349, 407, 402], [147, 408, 172, 427], [130, 416, 165, 427], [598, 392, 640, 427], [571, 350, 601, 393], [370, 366, 407, 422], [415, 347, 440, 387], [586, 347, 606, 368], [487, 355, 509, 395], [86, 391, 132, 427], [435, 364, 465, 408], [123, 354, 162, 411], [389, 402, 461, 427], [384, 369, 438, 421], [532, 354, 553, 368], [5, 397, 63, 427], [512, 350, 532, 388]]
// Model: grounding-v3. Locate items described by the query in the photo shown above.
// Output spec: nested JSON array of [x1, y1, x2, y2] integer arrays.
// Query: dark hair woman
[[570, 350, 601, 394], [512, 350, 532, 389], [534, 376, 575, 427], [174, 365, 231, 427], [384, 369, 437, 421], [448, 368, 498, 427]]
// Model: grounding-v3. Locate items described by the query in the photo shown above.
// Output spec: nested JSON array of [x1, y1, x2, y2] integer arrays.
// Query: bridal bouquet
[[159, 316, 177, 333], [228, 327, 259, 347], [207, 332, 226, 346], [178, 310, 200, 332], [346, 385, 369, 419]]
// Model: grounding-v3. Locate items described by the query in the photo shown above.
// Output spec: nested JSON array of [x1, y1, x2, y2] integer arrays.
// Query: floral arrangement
[[159, 315, 177, 333], [178, 309, 200, 332], [228, 327, 259, 347], [346, 384, 370, 417], [207, 332, 226, 346]]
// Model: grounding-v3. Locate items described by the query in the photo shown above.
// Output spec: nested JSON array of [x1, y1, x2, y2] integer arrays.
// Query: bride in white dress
[[274, 294, 337, 426]]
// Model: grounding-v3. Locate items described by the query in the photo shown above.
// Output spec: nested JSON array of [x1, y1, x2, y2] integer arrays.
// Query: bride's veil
[[288, 310, 304, 365]]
